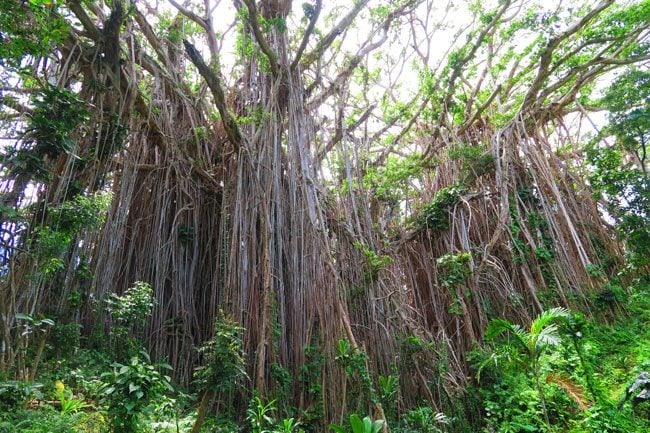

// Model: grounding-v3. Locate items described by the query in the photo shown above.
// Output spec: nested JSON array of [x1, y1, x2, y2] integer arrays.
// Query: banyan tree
[[0, 0, 648, 424]]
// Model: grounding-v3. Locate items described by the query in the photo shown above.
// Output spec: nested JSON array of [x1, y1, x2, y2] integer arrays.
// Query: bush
[[97, 351, 173, 433], [0, 381, 43, 412], [0, 406, 104, 433]]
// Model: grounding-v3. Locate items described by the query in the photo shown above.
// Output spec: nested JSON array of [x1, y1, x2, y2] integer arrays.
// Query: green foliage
[[403, 406, 448, 433], [484, 308, 572, 430], [594, 283, 625, 310], [243, 395, 305, 433], [194, 312, 247, 394], [0, 406, 105, 433], [330, 414, 384, 433], [418, 183, 467, 231], [29, 226, 70, 275], [106, 281, 154, 339], [275, 417, 303, 433], [436, 252, 472, 290], [0, 380, 43, 411], [0, 0, 69, 70], [247, 395, 277, 433], [478, 369, 548, 433], [602, 70, 649, 148], [485, 308, 571, 368], [178, 224, 195, 243], [397, 334, 436, 372], [54, 380, 90, 415], [573, 404, 647, 433], [437, 252, 473, 314], [48, 323, 81, 359], [237, 106, 272, 127], [104, 281, 154, 361], [584, 282, 650, 398], [377, 373, 398, 421], [476, 287, 650, 432], [41, 349, 111, 397], [353, 241, 392, 283], [2, 2, 649, 433], [533, 247, 553, 264], [363, 154, 423, 204], [1, 85, 89, 181], [52, 192, 112, 232], [30, 84, 87, 156], [335, 339, 377, 411], [586, 68, 650, 269], [585, 263, 605, 279], [97, 351, 173, 433], [12, 313, 55, 379], [14, 313, 54, 333], [447, 143, 495, 183], [297, 341, 325, 429], [22, 192, 110, 282], [335, 340, 372, 391]]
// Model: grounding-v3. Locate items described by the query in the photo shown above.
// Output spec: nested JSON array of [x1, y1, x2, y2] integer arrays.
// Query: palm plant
[[485, 307, 572, 431]]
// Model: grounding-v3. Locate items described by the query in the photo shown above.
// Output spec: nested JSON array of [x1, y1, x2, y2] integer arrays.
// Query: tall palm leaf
[[485, 307, 571, 432]]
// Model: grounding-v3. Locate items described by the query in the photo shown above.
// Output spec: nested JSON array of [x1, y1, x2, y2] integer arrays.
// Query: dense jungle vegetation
[[0, 0, 648, 432]]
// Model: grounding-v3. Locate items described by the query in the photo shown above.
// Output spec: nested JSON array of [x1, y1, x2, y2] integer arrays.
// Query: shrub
[[418, 183, 467, 231], [97, 351, 173, 433]]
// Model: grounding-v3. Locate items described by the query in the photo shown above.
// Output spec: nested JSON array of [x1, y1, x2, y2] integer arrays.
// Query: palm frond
[[486, 319, 528, 351], [535, 324, 562, 350], [530, 307, 571, 335], [546, 372, 590, 411]]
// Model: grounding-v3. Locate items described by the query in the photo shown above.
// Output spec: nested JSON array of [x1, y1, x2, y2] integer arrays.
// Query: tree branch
[[67, 0, 102, 40], [168, 0, 209, 31], [184, 40, 242, 151], [290, 0, 322, 72], [521, 0, 615, 111], [317, 103, 375, 162], [241, 0, 279, 77], [0, 96, 35, 117], [300, 0, 370, 69]]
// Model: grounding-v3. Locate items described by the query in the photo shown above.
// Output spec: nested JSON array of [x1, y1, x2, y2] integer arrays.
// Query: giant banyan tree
[[1, 0, 648, 423]]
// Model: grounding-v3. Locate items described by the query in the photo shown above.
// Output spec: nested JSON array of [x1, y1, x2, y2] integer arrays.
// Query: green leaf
[[350, 414, 364, 433], [363, 417, 372, 433]]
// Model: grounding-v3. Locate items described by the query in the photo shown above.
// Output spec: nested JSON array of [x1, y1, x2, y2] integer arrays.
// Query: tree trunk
[[191, 390, 213, 433], [534, 363, 552, 432], [28, 331, 49, 382]]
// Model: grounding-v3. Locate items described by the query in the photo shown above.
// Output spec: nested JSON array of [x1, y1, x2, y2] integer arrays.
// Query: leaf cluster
[[417, 182, 467, 231], [193, 312, 247, 394], [106, 281, 154, 339], [97, 352, 173, 433]]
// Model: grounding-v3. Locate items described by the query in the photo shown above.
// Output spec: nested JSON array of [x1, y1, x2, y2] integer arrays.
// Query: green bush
[[97, 351, 173, 433], [418, 183, 467, 231], [0, 406, 104, 433], [0, 380, 43, 412]]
